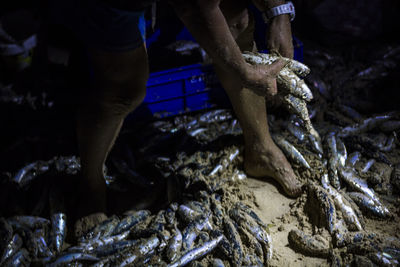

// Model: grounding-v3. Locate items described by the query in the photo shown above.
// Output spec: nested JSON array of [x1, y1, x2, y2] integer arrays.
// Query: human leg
[[76, 44, 149, 215], [215, 3, 302, 197]]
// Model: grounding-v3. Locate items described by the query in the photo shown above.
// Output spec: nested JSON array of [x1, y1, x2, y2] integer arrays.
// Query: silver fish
[[346, 151, 362, 167], [272, 134, 311, 169], [0, 234, 23, 265], [77, 231, 130, 252], [347, 192, 390, 218], [380, 134, 396, 152], [182, 214, 210, 250], [117, 236, 160, 267], [212, 258, 225, 267], [209, 148, 239, 176], [50, 213, 67, 254], [287, 119, 306, 142], [2, 248, 30, 267], [12, 161, 50, 187], [242, 52, 311, 78], [93, 239, 140, 258], [178, 205, 201, 223], [339, 168, 390, 217], [0, 218, 13, 251], [369, 251, 399, 266], [80, 216, 120, 242], [33, 229, 53, 258], [112, 210, 150, 235], [47, 253, 99, 267], [361, 159, 375, 173], [336, 137, 347, 168], [223, 217, 243, 267], [321, 174, 363, 231], [167, 228, 182, 262], [188, 128, 207, 137], [8, 216, 50, 229], [339, 115, 392, 137], [168, 235, 223, 267], [326, 132, 340, 189], [338, 104, 363, 121]]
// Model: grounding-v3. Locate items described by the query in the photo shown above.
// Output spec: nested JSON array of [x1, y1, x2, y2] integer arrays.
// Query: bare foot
[[244, 143, 303, 198]]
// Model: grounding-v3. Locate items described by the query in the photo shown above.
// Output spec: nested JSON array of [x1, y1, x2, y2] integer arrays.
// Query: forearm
[[169, 0, 249, 78]]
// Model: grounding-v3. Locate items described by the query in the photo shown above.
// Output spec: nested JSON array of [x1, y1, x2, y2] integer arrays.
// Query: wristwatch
[[263, 1, 295, 23]]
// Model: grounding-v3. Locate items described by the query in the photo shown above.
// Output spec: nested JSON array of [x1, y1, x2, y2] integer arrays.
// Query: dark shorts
[[49, 0, 146, 51]]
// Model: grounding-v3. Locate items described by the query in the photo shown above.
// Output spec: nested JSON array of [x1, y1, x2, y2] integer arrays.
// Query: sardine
[[33, 229, 53, 258], [166, 228, 182, 262], [223, 217, 243, 267], [346, 152, 362, 167], [338, 115, 392, 137], [93, 239, 140, 258], [117, 236, 160, 267], [339, 168, 390, 217], [12, 161, 50, 187], [361, 159, 375, 173], [287, 119, 306, 142], [77, 230, 130, 252], [47, 253, 99, 267], [2, 248, 30, 267], [50, 213, 67, 254], [380, 134, 396, 152], [347, 192, 390, 218], [369, 251, 399, 266], [272, 134, 311, 169], [168, 235, 223, 267], [212, 258, 225, 267], [336, 137, 347, 168], [338, 104, 363, 121], [182, 214, 210, 250], [8, 216, 50, 229], [112, 210, 150, 235], [178, 205, 201, 223], [81, 216, 120, 241], [321, 174, 363, 231], [0, 234, 23, 264], [0, 218, 13, 252]]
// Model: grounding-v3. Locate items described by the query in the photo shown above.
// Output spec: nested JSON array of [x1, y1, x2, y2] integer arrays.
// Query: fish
[[80, 215, 120, 242], [272, 134, 311, 169], [380, 133, 396, 152], [178, 205, 201, 223], [346, 151, 362, 167], [33, 229, 54, 258], [2, 248, 30, 267], [112, 210, 150, 235], [338, 114, 392, 137], [369, 251, 399, 266], [339, 168, 390, 217], [242, 52, 311, 78], [361, 159, 375, 173], [288, 229, 329, 258], [347, 192, 390, 218], [47, 253, 99, 267], [168, 235, 223, 267], [182, 214, 210, 251], [321, 174, 363, 231], [212, 258, 225, 267], [76, 231, 130, 252], [12, 161, 51, 187], [287, 119, 306, 142], [0, 218, 13, 252], [336, 137, 347, 168], [8, 216, 50, 229], [0, 234, 23, 265], [325, 132, 341, 189], [223, 217, 243, 267], [338, 104, 363, 121], [116, 236, 160, 267], [166, 228, 182, 262], [93, 239, 140, 258], [50, 213, 67, 254]]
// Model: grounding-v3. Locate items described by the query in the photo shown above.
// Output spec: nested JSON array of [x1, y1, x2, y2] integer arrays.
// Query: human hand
[[267, 15, 293, 58], [241, 58, 288, 97]]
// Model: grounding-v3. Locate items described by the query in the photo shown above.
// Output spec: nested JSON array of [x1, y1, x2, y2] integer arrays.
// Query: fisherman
[[50, 0, 302, 217]]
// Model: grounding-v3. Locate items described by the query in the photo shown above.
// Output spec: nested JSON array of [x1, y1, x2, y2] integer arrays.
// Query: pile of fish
[[1, 150, 272, 266]]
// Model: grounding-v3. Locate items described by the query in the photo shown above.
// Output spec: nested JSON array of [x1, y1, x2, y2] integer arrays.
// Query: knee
[[97, 76, 148, 116]]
